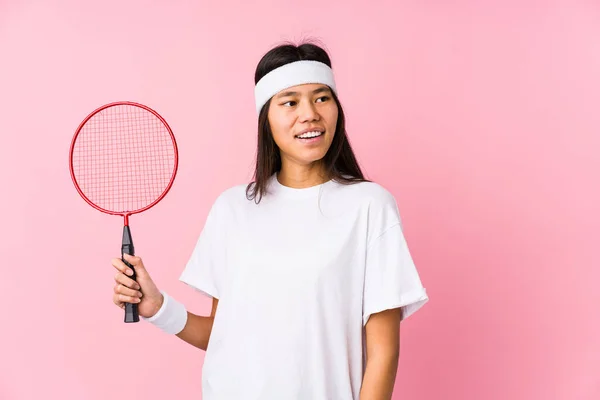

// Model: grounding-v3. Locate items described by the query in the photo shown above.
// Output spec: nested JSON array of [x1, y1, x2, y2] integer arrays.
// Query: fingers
[[112, 292, 140, 308], [119, 254, 149, 279], [111, 254, 149, 311], [122, 253, 143, 269], [114, 271, 140, 290], [113, 294, 125, 309], [111, 257, 136, 276], [113, 267, 143, 307], [113, 284, 142, 305], [114, 282, 142, 299]]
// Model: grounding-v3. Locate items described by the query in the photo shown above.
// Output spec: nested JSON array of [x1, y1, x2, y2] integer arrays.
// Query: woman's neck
[[277, 161, 329, 189]]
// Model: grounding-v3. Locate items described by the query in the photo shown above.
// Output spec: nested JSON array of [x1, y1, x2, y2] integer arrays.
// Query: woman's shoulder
[[329, 179, 403, 233], [332, 178, 398, 207], [212, 182, 250, 208]]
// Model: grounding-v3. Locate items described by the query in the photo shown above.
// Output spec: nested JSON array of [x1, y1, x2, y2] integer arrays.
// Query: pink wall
[[1, 1, 598, 399]]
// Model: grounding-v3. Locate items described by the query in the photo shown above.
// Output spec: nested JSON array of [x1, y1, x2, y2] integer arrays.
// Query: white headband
[[254, 60, 337, 115]]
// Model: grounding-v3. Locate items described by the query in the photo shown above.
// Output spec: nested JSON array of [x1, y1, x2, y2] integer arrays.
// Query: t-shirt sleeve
[[362, 194, 429, 326], [179, 197, 227, 299]]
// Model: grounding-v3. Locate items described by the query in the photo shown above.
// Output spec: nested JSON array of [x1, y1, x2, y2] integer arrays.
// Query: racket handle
[[122, 225, 139, 323]]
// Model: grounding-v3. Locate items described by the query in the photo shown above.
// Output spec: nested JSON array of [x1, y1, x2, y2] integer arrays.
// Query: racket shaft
[[122, 225, 139, 323]]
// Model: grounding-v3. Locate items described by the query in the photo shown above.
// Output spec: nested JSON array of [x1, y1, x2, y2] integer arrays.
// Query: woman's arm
[[359, 308, 402, 400], [112, 255, 220, 350], [175, 298, 219, 351]]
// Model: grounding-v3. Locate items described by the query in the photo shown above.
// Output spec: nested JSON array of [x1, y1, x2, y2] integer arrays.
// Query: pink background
[[1, 1, 598, 399]]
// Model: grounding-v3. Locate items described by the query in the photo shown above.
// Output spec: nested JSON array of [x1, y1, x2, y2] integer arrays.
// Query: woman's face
[[267, 83, 338, 169]]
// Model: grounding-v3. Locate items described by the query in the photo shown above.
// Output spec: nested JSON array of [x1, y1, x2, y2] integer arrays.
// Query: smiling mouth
[[295, 130, 324, 139]]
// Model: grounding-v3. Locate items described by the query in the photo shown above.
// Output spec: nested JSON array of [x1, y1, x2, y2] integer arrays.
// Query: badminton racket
[[69, 101, 178, 323]]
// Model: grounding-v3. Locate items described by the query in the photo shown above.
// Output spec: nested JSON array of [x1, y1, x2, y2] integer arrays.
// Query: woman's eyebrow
[[275, 87, 331, 99]]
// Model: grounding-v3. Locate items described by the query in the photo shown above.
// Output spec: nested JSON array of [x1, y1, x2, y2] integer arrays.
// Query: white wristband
[[141, 291, 188, 335]]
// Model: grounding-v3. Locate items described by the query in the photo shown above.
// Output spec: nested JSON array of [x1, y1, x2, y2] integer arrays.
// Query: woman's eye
[[282, 96, 329, 107]]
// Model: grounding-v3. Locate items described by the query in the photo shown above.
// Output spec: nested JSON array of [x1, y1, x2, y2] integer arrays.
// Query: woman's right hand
[[111, 254, 164, 318]]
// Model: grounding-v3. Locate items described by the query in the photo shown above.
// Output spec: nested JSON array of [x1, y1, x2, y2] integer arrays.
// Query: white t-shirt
[[179, 174, 429, 400]]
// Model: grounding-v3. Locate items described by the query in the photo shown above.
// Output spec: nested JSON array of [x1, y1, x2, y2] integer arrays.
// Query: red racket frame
[[68, 101, 179, 226]]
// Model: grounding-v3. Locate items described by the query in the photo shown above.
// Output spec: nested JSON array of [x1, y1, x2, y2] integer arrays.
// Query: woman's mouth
[[295, 130, 324, 142]]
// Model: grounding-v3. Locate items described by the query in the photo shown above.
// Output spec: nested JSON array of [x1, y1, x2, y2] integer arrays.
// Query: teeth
[[297, 131, 323, 139]]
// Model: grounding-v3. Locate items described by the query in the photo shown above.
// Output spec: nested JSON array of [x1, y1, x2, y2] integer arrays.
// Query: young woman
[[111, 41, 429, 400]]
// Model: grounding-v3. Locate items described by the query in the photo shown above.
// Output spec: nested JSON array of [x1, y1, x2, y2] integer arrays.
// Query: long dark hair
[[246, 40, 368, 203]]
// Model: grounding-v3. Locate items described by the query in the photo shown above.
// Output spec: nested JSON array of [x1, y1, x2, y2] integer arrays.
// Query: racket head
[[69, 101, 178, 219]]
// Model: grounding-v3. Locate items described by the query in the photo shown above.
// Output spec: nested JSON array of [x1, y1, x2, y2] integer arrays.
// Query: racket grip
[[122, 225, 139, 323]]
